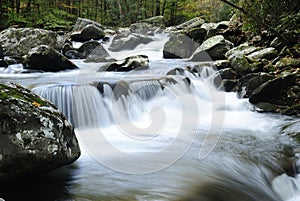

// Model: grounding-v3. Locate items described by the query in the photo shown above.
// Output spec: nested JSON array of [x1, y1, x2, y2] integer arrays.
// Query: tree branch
[[219, 0, 290, 46]]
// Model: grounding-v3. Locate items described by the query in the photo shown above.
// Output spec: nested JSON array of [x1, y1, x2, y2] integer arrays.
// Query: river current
[[0, 33, 300, 201]]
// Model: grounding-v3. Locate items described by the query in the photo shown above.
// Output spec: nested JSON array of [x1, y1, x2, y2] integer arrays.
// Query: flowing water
[[0, 34, 300, 201]]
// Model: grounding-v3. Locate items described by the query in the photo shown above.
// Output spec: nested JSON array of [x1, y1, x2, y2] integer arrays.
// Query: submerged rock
[[99, 55, 149, 72], [23, 45, 78, 72], [0, 28, 60, 57], [0, 82, 81, 179]]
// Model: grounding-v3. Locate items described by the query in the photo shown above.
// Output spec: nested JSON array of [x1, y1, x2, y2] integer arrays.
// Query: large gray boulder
[[23, 45, 78, 72], [72, 18, 104, 32], [163, 33, 198, 59], [246, 47, 278, 62], [141, 16, 166, 27], [129, 22, 154, 35], [190, 35, 233, 61], [0, 82, 81, 179], [175, 17, 205, 30], [0, 28, 60, 57]]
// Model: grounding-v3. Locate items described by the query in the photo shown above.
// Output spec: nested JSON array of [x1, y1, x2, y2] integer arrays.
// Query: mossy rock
[[0, 82, 81, 179]]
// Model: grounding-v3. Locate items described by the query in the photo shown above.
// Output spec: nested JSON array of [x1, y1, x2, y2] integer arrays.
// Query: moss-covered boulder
[[0, 82, 81, 179], [23, 45, 78, 72], [0, 28, 60, 57]]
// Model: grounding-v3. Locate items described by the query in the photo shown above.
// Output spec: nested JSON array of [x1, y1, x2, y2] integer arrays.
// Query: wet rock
[[246, 47, 278, 62], [23, 45, 78, 72], [71, 24, 105, 42], [141, 16, 166, 28], [218, 68, 239, 80], [281, 104, 300, 116], [191, 35, 233, 61], [0, 82, 81, 179], [65, 50, 85, 59], [85, 43, 115, 62], [281, 121, 300, 142], [254, 102, 277, 113], [78, 40, 101, 58], [109, 33, 153, 52], [0, 28, 60, 57], [249, 74, 297, 104], [99, 55, 149, 72], [163, 33, 198, 59], [62, 42, 74, 55], [72, 18, 104, 32], [0, 45, 4, 59]]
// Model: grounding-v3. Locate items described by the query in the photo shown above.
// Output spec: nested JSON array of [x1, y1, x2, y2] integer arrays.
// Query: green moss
[[0, 83, 49, 106]]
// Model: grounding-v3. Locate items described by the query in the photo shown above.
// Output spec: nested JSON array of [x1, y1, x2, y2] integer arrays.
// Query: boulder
[[71, 24, 105, 42], [0, 82, 81, 179], [246, 73, 274, 97], [229, 54, 252, 76], [225, 43, 259, 59], [219, 68, 238, 79], [65, 50, 85, 60], [276, 57, 300, 68], [0, 45, 4, 59], [249, 74, 297, 104], [175, 17, 205, 30], [108, 33, 153, 52], [190, 35, 233, 61], [188, 27, 207, 44], [129, 22, 153, 35], [23, 45, 79, 72], [163, 33, 198, 59], [141, 16, 166, 27], [0, 28, 60, 57], [72, 18, 104, 32], [214, 60, 231, 70], [85, 44, 115, 62], [246, 47, 278, 62], [99, 55, 149, 72], [78, 40, 101, 58], [0, 60, 8, 68]]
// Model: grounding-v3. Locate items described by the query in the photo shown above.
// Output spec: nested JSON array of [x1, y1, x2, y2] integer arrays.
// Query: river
[[0, 33, 299, 201]]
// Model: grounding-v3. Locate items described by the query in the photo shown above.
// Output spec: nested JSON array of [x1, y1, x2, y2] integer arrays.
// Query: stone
[[72, 18, 104, 32], [99, 55, 149, 72], [175, 17, 205, 30], [78, 40, 101, 58], [0, 60, 8, 68], [108, 33, 153, 52], [0, 82, 80, 179], [129, 22, 153, 35], [163, 33, 198, 59], [219, 68, 239, 79], [249, 74, 297, 104], [229, 54, 252, 76], [85, 44, 115, 63], [0, 45, 4, 59], [190, 35, 233, 61], [65, 50, 85, 59], [255, 102, 278, 112], [214, 60, 231, 70], [141, 16, 166, 27], [23, 45, 79, 72], [0, 28, 60, 57], [246, 73, 274, 97], [246, 47, 278, 62], [188, 27, 207, 44], [225, 43, 259, 59], [276, 57, 300, 68], [71, 24, 105, 42]]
